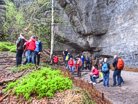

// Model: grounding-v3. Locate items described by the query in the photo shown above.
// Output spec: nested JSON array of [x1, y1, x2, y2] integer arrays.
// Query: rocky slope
[[56, 0, 138, 68]]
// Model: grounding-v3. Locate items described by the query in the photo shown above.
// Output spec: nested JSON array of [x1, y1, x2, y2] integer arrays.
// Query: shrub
[[5, 67, 72, 100], [0, 42, 16, 52]]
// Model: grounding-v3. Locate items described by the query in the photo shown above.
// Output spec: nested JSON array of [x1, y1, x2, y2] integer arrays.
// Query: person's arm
[[113, 58, 117, 68]]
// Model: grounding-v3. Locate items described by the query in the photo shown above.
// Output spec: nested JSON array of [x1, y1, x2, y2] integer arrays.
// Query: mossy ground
[[0, 42, 16, 52]]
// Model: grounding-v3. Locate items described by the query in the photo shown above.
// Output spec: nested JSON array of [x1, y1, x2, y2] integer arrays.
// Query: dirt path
[[81, 70, 138, 104]]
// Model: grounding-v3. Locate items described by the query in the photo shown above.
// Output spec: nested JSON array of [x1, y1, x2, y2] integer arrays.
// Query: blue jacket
[[35, 40, 42, 52]]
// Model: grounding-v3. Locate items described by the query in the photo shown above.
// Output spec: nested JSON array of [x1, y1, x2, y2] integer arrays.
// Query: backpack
[[65, 54, 69, 61], [102, 63, 109, 72], [17, 38, 25, 50], [117, 58, 124, 70]]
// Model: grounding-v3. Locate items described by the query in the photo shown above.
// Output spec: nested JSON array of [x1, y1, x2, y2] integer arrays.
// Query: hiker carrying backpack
[[102, 62, 109, 73], [16, 34, 26, 66], [102, 58, 110, 87], [117, 58, 124, 70]]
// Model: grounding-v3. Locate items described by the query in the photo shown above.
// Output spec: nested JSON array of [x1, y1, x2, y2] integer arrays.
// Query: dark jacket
[[16, 37, 26, 50], [113, 57, 118, 69]]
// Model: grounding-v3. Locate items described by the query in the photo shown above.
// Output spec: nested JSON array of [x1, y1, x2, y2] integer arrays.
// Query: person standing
[[16, 33, 26, 66], [34, 36, 42, 65], [112, 55, 124, 87], [26, 36, 36, 64], [63, 49, 68, 63], [81, 53, 85, 70], [68, 57, 74, 73], [76, 57, 82, 77], [101, 58, 110, 87]]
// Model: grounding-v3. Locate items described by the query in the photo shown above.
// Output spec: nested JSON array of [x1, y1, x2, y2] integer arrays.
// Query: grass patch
[[0, 42, 16, 52], [5, 67, 72, 100], [11, 64, 36, 72]]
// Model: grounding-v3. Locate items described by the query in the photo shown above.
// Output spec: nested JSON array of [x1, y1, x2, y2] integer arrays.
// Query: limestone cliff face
[[56, 0, 138, 67]]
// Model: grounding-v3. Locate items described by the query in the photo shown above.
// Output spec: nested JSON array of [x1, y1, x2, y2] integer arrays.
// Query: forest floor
[[0, 52, 138, 104]]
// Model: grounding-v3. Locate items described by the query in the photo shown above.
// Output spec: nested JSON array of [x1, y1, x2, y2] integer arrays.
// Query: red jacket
[[27, 39, 36, 51], [53, 56, 58, 63], [92, 68, 99, 76], [24, 41, 29, 50], [68, 59, 74, 67]]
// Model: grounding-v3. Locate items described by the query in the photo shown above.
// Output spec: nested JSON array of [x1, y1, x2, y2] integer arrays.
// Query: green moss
[[0, 42, 16, 52], [5, 67, 72, 100]]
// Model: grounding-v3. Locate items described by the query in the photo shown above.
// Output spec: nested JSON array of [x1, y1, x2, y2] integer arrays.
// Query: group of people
[[63, 49, 124, 87], [16, 33, 42, 66], [89, 55, 124, 87], [63, 49, 93, 77]]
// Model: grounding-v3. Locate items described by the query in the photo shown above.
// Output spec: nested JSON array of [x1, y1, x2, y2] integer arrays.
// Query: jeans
[[69, 66, 74, 72], [27, 50, 35, 64], [103, 72, 109, 87], [90, 75, 99, 83], [16, 50, 23, 66], [113, 69, 121, 86], [23, 51, 28, 65], [34, 51, 40, 65]]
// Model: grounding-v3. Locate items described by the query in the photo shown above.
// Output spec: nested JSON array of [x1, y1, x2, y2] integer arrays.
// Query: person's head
[[35, 36, 38, 41], [104, 58, 107, 62], [94, 64, 98, 69], [31, 35, 35, 39], [114, 55, 118, 59], [66, 49, 68, 51]]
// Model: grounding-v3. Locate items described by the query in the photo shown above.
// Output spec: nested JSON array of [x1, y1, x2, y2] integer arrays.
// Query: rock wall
[[56, 0, 138, 68]]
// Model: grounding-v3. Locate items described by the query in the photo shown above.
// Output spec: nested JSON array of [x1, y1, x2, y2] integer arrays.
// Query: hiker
[[81, 53, 85, 70], [76, 57, 82, 77], [34, 36, 42, 65], [101, 58, 110, 87], [89, 65, 99, 85], [86, 56, 91, 70], [68, 57, 74, 73], [26, 36, 36, 64], [16, 33, 26, 66], [63, 49, 68, 63], [53, 55, 59, 64], [112, 55, 124, 87], [65, 53, 70, 69]]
